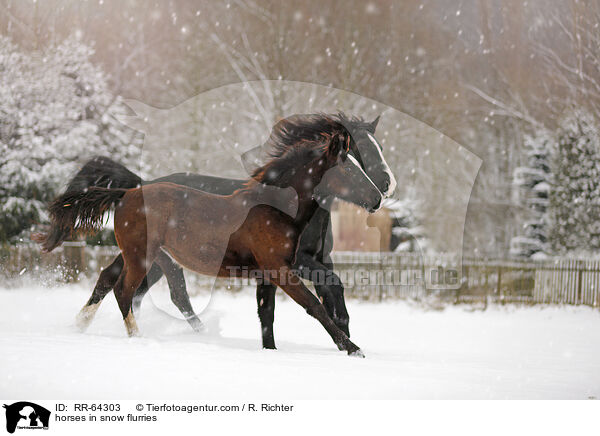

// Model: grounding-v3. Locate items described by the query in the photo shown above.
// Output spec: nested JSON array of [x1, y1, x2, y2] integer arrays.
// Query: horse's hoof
[[75, 303, 101, 332], [348, 348, 365, 358], [124, 311, 140, 337], [75, 312, 93, 331], [189, 320, 205, 333], [344, 340, 365, 357], [74, 315, 91, 332], [126, 327, 141, 337]]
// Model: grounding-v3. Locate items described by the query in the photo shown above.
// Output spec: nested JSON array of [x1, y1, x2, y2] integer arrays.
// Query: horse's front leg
[[113, 262, 147, 337], [294, 252, 350, 337], [256, 282, 277, 349], [270, 265, 363, 357]]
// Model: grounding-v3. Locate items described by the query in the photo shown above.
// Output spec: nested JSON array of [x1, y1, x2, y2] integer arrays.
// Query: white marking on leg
[[124, 310, 140, 337], [75, 302, 101, 331]]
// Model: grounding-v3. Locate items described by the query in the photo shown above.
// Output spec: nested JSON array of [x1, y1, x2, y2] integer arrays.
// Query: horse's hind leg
[[76, 255, 124, 331], [131, 262, 164, 315], [256, 282, 277, 349], [154, 250, 204, 332], [113, 259, 151, 337]]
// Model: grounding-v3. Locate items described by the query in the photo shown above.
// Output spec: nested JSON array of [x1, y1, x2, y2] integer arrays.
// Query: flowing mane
[[249, 113, 372, 187]]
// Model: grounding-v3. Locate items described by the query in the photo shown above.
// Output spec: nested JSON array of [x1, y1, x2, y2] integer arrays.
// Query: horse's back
[[148, 173, 246, 195], [137, 183, 251, 274]]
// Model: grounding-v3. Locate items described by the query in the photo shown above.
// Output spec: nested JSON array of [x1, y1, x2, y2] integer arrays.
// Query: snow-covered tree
[[548, 110, 600, 254], [0, 35, 142, 243], [386, 197, 429, 253], [510, 129, 553, 258]]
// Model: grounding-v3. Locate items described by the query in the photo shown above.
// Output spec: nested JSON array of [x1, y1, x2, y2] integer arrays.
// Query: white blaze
[[347, 154, 383, 209], [367, 132, 397, 197]]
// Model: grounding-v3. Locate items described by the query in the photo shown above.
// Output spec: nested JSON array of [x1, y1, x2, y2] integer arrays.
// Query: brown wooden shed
[[330, 201, 392, 252]]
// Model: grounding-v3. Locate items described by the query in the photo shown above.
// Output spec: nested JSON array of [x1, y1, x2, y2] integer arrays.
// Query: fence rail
[[330, 252, 600, 307], [1, 245, 599, 307]]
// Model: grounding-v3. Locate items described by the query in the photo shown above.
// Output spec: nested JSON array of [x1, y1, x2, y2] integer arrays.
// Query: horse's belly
[[161, 215, 247, 276], [164, 243, 227, 276]]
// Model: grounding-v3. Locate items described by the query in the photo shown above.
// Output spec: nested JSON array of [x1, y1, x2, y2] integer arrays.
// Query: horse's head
[[251, 114, 384, 213], [312, 130, 383, 212], [344, 115, 397, 198]]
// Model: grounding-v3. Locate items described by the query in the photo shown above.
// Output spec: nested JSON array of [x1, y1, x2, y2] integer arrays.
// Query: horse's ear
[[369, 115, 381, 132]]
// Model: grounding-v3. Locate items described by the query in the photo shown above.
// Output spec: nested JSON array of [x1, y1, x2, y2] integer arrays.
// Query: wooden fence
[[0, 242, 118, 284], [331, 252, 600, 307], [1, 244, 599, 307]]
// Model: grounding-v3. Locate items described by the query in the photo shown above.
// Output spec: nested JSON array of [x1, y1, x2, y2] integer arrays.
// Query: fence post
[[62, 241, 86, 282], [456, 264, 468, 304], [497, 265, 503, 304], [577, 261, 583, 305]]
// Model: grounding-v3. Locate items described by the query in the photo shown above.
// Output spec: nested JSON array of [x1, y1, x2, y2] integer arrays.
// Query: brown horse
[[43, 118, 382, 356]]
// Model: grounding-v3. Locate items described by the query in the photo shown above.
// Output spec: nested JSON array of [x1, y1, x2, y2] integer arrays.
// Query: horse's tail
[[32, 156, 142, 252], [62, 156, 143, 192], [33, 187, 128, 252]]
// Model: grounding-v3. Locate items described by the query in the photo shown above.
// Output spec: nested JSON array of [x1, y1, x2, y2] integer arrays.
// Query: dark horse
[[36, 115, 384, 356], [35, 113, 396, 349]]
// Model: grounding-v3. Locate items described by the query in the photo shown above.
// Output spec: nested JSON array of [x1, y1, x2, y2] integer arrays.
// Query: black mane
[[249, 113, 371, 186]]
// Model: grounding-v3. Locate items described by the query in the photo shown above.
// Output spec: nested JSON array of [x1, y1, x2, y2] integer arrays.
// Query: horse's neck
[[294, 196, 320, 227], [293, 181, 336, 226], [239, 181, 320, 230], [239, 184, 299, 218]]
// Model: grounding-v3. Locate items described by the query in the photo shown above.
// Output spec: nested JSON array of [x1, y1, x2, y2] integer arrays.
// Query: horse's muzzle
[[368, 197, 382, 213]]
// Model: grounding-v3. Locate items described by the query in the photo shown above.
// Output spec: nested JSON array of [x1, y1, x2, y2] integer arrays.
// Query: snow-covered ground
[[0, 282, 599, 399]]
